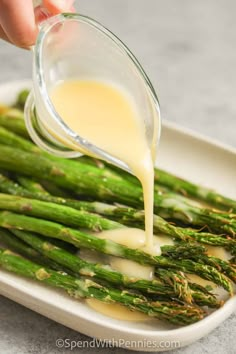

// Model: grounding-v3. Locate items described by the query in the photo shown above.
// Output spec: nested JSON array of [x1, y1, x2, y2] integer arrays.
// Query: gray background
[[0, 0, 235, 353]]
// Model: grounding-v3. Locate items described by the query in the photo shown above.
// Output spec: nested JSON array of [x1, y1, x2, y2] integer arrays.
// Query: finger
[[0, 25, 12, 44], [0, 0, 37, 48], [43, 0, 75, 14]]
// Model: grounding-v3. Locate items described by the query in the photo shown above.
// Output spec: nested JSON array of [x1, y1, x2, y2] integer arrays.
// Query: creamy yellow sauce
[[186, 274, 216, 288], [50, 79, 161, 321], [205, 245, 231, 260]]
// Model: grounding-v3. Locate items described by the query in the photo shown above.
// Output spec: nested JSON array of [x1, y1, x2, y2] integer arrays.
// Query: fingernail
[[35, 6, 50, 24]]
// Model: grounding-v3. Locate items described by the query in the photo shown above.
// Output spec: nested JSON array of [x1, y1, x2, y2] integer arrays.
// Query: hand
[[0, 0, 75, 48]]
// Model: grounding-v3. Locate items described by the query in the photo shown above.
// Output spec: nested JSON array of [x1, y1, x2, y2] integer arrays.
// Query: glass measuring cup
[[24, 13, 161, 172]]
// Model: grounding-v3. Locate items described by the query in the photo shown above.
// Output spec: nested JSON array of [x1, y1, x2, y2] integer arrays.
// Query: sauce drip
[[51, 80, 156, 250]]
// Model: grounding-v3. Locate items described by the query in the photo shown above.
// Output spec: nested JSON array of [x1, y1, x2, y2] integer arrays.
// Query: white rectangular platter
[[0, 80, 235, 351]]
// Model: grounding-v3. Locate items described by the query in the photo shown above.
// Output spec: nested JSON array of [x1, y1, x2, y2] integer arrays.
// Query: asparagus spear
[[79, 156, 236, 214], [0, 174, 235, 252], [0, 173, 28, 196], [154, 268, 221, 308], [38, 180, 73, 198], [154, 168, 236, 213], [93, 203, 236, 251], [154, 268, 193, 303], [0, 193, 122, 232], [77, 156, 236, 213], [0, 211, 232, 293], [0, 227, 43, 261], [0, 109, 29, 139], [14, 89, 29, 110], [182, 254, 236, 283], [0, 115, 132, 193], [78, 155, 142, 186], [0, 127, 127, 182], [0, 109, 127, 189], [0, 228, 64, 271], [0, 122, 133, 202], [0, 247, 204, 325], [16, 176, 49, 195], [0, 144, 235, 237]]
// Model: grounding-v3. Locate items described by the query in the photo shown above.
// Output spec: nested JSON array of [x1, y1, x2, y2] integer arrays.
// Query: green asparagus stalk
[[0, 193, 122, 232], [16, 176, 49, 195], [154, 168, 236, 213], [0, 110, 129, 189], [0, 122, 131, 185], [154, 268, 221, 308], [0, 227, 43, 261], [14, 89, 29, 110], [76, 156, 236, 214], [0, 173, 28, 196], [0, 123, 131, 202], [0, 127, 127, 182], [0, 228, 65, 271], [0, 109, 29, 138], [0, 211, 232, 293], [154, 268, 193, 303], [0, 116, 131, 190], [0, 125, 93, 177], [97, 204, 236, 251], [0, 247, 205, 325], [38, 180, 73, 198], [78, 155, 142, 185], [182, 254, 236, 283], [0, 125, 59, 159], [0, 144, 235, 237], [0, 174, 235, 252], [78, 156, 236, 213]]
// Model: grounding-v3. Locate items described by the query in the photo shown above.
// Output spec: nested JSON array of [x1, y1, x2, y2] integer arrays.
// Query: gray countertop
[[0, 0, 235, 353]]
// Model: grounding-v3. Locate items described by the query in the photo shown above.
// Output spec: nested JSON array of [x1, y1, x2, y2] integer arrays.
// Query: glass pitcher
[[24, 13, 161, 172]]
